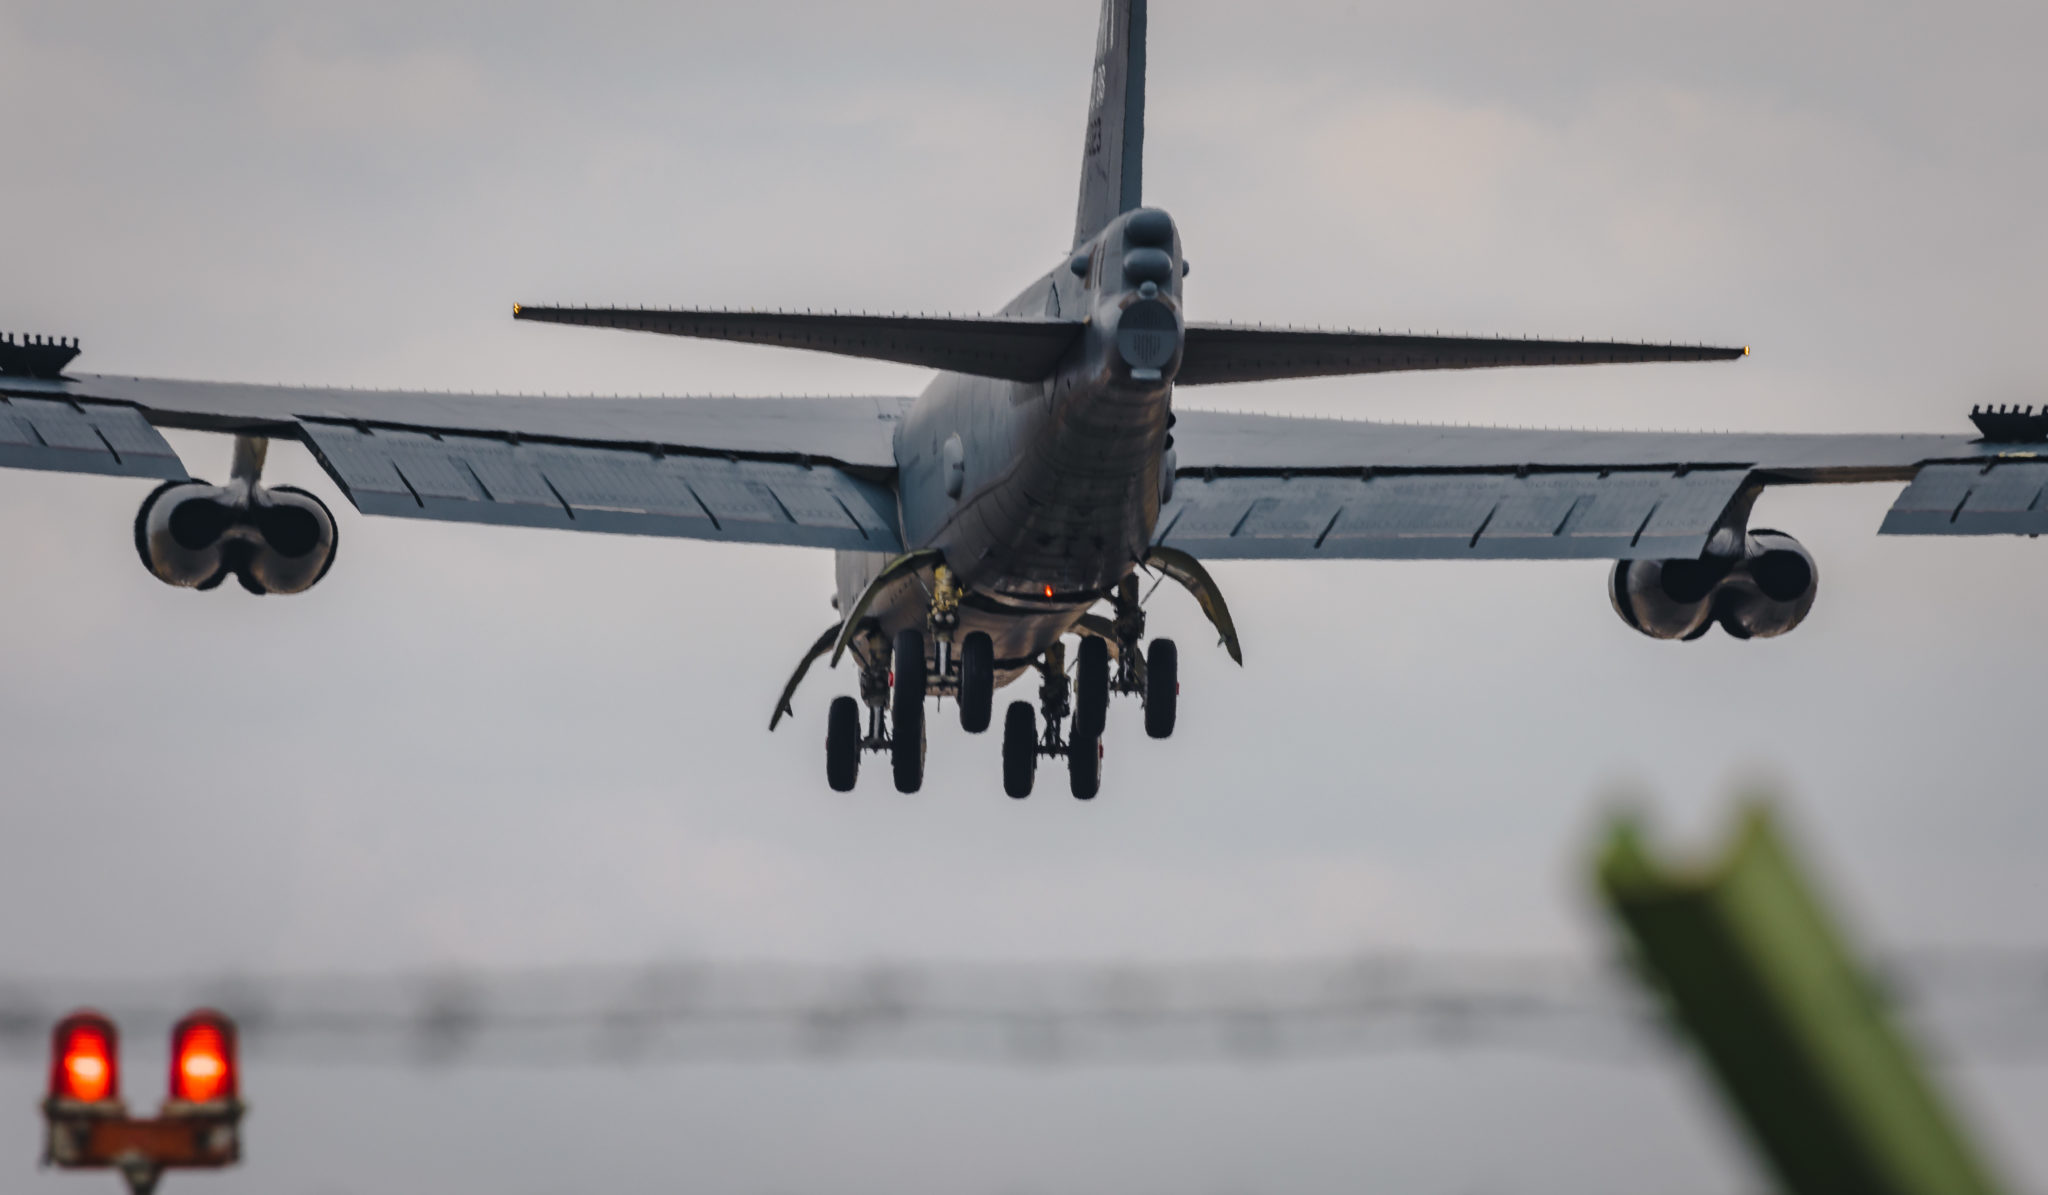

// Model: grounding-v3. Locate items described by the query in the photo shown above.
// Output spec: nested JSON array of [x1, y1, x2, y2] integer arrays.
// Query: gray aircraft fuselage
[[842, 208, 1185, 680]]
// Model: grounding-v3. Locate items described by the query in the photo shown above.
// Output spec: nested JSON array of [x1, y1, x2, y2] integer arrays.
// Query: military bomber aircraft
[[4, 0, 2044, 798]]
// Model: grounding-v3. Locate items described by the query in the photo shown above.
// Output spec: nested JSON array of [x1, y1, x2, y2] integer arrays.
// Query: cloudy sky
[[3, 1, 2046, 1192]]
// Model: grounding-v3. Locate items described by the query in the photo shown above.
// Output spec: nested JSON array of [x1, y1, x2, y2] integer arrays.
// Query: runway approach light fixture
[[167, 1012, 237, 1107], [50, 1013, 122, 1107], [41, 1009, 244, 1195]]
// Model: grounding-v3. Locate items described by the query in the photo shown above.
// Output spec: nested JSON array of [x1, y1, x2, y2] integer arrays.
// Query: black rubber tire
[[1075, 635, 1110, 738], [891, 628, 927, 793], [826, 696, 862, 791], [959, 632, 995, 734], [1144, 638, 1178, 740], [1068, 730, 1102, 801], [1002, 701, 1037, 799]]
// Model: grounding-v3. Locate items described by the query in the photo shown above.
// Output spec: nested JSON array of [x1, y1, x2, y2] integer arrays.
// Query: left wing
[[0, 371, 908, 553], [1159, 408, 2046, 560]]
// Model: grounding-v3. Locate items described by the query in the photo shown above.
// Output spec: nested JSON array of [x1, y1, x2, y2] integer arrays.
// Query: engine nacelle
[[1711, 530, 1818, 639], [134, 478, 339, 595], [1609, 530, 1818, 641]]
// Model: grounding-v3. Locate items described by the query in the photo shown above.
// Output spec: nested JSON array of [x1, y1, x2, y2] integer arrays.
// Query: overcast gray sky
[[4, 1, 2047, 1192]]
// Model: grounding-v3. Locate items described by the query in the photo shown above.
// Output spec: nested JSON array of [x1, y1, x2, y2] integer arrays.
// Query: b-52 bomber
[[4, 0, 2043, 799]]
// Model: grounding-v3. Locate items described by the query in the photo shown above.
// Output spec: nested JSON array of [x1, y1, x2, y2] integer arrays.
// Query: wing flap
[[1176, 325, 1746, 386], [1155, 469, 1751, 560], [1880, 460, 2048, 536], [0, 395, 187, 480], [301, 421, 901, 551], [514, 306, 1083, 383]]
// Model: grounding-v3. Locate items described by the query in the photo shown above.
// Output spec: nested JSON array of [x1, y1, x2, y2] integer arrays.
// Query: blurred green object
[[1595, 800, 2007, 1195]]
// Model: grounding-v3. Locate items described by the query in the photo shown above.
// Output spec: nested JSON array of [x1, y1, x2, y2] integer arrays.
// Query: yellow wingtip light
[[1744, 345, 1751, 356], [512, 303, 523, 316]]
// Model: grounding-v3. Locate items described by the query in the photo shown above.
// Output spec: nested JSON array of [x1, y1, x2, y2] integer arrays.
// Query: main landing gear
[[812, 563, 1210, 800], [1001, 641, 1103, 800], [823, 568, 986, 796], [824, 627, 926, 795], [1002, 578, 1177, 801]]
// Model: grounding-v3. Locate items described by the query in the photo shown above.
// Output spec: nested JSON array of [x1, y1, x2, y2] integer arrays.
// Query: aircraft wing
[[0, 372, 908, 553], [1159, 408, 2047, 560]]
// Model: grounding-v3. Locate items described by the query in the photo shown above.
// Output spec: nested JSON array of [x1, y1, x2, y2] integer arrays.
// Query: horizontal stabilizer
[[1177, 324, 1746, 386], [515, 305, 1083, 383]]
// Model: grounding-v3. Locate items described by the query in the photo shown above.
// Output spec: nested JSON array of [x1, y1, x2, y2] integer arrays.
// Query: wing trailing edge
[[514, 305, 1083, 383], [1177, 324, 1747, 385]]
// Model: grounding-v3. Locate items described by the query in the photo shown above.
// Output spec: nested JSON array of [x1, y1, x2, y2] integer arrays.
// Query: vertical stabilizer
[[1072, 0, 1147, 249]]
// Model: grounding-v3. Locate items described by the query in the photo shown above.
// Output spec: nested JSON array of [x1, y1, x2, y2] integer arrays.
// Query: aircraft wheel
[[959, 632, 995, 734], [1068, 730, 1102, 801], [892, 628, 927, 793], [826, 696, 862, 792], [1002, 701, 1037, 798], [1075, 635, 1110, 738], [1144, 638, 1178, 739]]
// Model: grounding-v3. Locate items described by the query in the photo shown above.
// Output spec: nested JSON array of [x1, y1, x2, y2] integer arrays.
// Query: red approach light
[[49, 1011, 120, 1104], [168, 1010, 238, 1105]]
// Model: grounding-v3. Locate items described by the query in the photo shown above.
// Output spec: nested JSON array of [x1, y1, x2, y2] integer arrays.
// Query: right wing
[[1160, 408, 2043, 560], [0, 372, 908, 553]]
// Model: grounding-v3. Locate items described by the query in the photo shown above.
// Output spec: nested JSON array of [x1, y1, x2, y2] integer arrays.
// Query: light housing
[[48, 1011, 121, 1106], [167, 1009, 239, 1106]]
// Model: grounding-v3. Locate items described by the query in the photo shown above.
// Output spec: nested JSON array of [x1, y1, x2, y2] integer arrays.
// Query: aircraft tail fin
[[1072, 0, 1147, 249]]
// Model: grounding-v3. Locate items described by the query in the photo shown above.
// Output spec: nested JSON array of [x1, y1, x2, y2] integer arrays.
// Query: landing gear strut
[[823, 632, 902, 793], [1000, 642, 1105, 801], [1102, 575, 1177, 739]]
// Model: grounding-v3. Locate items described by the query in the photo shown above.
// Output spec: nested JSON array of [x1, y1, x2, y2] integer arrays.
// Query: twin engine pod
[[133, 478, 339, 595], [1610, 530, 1818, 641]]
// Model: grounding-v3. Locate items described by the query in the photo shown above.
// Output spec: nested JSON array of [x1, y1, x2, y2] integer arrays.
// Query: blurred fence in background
[[1, 951, 2042, 1068]]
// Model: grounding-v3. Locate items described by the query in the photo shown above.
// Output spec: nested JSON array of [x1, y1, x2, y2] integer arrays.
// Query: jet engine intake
[[134, 478, 339, 595], [1609, 530, 1818, 641]]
